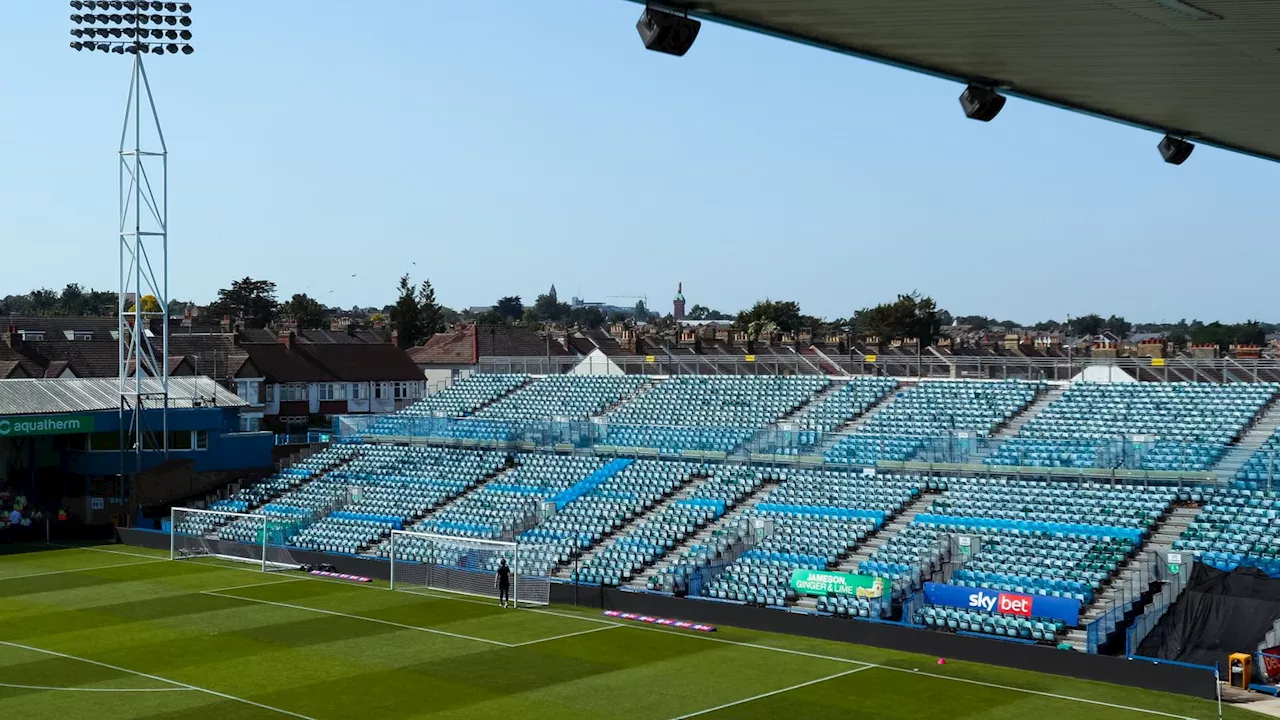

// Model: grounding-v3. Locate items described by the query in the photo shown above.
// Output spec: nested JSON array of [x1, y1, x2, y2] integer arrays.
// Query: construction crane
[[606, 294, 649, 305]]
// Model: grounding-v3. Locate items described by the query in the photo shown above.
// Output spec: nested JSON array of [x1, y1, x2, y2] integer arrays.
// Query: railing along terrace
[[332, 415, 1222, 485], [478, 354, 1280, 382]]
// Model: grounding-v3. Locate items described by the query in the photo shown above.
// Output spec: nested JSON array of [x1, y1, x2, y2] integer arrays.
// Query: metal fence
[[1124, 557, 1195, 655], [478, 354, 1280, 382], [332, 415, 1223, 484]]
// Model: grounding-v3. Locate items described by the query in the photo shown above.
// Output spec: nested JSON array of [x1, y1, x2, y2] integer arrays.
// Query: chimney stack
[[4, 325, 19, 350], [277, 330, 295, 350], [221, 315, 231, 333]]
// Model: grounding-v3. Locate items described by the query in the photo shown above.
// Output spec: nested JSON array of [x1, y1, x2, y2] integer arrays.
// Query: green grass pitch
[[0, 544, 1246, 719]]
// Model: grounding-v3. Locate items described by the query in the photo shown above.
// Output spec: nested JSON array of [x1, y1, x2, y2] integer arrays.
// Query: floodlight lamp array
[[69, 0, 193, 55]]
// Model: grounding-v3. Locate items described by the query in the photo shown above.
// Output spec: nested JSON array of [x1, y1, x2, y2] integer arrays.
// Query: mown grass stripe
[[0, 640, 317, 719]]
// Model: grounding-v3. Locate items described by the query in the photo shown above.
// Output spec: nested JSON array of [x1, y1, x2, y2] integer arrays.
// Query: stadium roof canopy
[[0, 378, 245, 417], [648, 0, 1280, 162]]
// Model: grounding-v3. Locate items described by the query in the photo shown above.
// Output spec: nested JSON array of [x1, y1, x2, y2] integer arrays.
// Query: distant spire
[[673, 281, 686, 320]]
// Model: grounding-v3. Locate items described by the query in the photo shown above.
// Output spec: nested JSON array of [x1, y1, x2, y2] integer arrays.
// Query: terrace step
[[629, 478, 782, 588], [838, 490, 939, 572], [551, 471, 711, 578], [359, 462, 519, 557], [1214, 395, 1280, 482]]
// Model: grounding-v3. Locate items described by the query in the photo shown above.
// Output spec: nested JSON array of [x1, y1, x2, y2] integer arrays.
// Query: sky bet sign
[[923, 582, 1081, 626]]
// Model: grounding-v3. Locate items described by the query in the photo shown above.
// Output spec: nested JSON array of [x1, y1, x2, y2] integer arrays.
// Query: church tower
[[673, 282, 686, 321]]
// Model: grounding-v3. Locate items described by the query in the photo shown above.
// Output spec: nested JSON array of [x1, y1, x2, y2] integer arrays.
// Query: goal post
[[170, 506, 299, 572], [388, 529, 549, 607]]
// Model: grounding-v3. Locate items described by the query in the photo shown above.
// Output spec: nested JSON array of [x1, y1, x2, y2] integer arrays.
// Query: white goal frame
[[169, 506, 297, 572], [388, 529, 547, 607]]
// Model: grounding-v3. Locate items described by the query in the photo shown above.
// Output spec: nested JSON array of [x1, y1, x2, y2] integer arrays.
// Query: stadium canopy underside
[[649, 0, 1280, 162]]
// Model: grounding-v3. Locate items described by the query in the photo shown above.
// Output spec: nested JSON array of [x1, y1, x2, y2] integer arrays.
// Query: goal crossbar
[[170, 506, 298, 572], [388, 529, 547, 607]]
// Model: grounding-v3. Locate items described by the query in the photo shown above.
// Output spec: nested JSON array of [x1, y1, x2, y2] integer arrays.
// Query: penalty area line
[[0, 640, 316, 719], [672, 666, 873, 719], [507, 623, 622, 647], [202, 590, 513, 647], [0, 681, 190, 692], [0, 558, 167, 582]]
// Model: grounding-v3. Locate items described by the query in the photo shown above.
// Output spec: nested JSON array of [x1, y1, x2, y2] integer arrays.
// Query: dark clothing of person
[[497, 565, 511, 604]]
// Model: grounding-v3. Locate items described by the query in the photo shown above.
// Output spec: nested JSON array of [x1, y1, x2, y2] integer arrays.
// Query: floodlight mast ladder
[[119, 50, 170, 474]]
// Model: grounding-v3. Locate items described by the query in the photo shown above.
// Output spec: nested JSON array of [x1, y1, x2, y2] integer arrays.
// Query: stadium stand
[[173, 373, 1280, 653], [1234, 427, 1280, 484], [986, 382, 1279, 471], [1173, 484, 1280, 576], [476, 375, 649, 421], [825, 379, 1044, 465], [601, 376, 829, 454]]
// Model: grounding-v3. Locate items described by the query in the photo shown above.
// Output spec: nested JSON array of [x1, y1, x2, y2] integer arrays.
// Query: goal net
[[170, 507, 300, 572], [388, 530, 550, 607]]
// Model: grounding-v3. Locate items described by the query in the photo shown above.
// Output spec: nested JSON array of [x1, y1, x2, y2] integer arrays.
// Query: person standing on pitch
[[495, 558, 512, 608]]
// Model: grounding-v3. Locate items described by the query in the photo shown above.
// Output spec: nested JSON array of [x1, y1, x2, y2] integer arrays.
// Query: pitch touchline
[[671, 666, 873, 719], [0, 640, 316, 720], [51, 545, 1206, 719]]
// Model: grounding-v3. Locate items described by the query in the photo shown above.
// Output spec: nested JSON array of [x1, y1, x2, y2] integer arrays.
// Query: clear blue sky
[[3, 0, 1277, 324]]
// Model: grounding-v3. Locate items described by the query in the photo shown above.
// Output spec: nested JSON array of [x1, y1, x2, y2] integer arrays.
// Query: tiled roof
[[408, 327, 477, 365], [299, 343, 424, 382], [474, 325, 571, 357], [0, 361, 27, 379], [239, 344, 331, 384]]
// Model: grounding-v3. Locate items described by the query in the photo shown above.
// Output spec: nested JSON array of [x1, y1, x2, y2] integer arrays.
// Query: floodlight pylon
[[71, 1, 194, 476]]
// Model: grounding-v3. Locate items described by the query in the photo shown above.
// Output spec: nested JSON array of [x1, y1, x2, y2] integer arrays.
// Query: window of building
[[239, 415, 261, 432], [265, 385, 276, 402], [375, 383, 387, 399], [318, 383, 347, 401], [194, 431, 209, 450], [17, 330, 44, 341], [350, 383, 362, 400], [280, 384, 307, 402], [237, 380, 260, 405]]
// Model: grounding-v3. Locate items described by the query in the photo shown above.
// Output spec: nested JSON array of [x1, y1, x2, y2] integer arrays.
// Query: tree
[[1103, 315, 1132, 338], [282, 293, 328, 329], [127, 294, 162, 314], [568, 305, 606, 330], [687, 304, 733, 321], [852, 293, 942, 349], [634, 299, 652, 321], [57, 284, 86, 316], [1072, 314, 1105, 337], [388, 275, 421, 349], [494, 296, 524, 321], [418, 279, 444, 341], [533, 293, 569, 323], [736, 300, 803, 336], [28, 289, 58, 316], [207, 277, 277, 329]]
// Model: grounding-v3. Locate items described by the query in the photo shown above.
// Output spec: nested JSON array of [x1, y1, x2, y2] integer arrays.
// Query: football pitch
[[0, 544, 1248, 720]]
